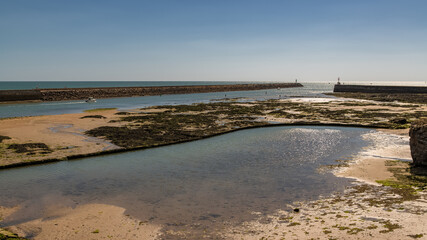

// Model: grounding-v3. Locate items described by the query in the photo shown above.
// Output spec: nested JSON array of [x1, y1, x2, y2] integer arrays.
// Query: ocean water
[[0, 82, 334, 118], [0, 126, 369, 238]]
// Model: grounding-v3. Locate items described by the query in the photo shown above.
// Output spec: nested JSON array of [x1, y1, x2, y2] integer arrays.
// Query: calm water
[[0, 126, 370, 238], [0, 82, 333, 118]]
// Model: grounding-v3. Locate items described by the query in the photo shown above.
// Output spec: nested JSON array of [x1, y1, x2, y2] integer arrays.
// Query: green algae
[[84, 108, 116, 112]]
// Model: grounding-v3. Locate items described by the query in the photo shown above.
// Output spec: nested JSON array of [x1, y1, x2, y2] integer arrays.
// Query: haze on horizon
[[0, 0, 426, 83]]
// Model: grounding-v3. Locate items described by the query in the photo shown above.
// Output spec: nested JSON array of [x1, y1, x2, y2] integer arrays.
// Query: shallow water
[[0, 82, 333, 118], [0, 126, 370, 238]]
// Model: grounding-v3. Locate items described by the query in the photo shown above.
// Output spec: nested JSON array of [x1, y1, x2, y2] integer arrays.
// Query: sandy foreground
[[1, 204, 161, 240]]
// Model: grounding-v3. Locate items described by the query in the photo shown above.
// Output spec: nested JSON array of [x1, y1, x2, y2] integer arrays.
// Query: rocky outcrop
[[409, 118, 427, 167], [0, 83, 303, 102]]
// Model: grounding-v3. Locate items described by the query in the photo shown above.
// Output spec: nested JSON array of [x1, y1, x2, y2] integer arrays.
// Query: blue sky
[[1, 0, 426, 82]]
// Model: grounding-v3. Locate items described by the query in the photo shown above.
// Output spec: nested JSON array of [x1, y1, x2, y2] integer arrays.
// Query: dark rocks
[[390, 118, 407, 125], [0, 135, 11, 143], [409, 119, 427, 167], [8, 143, 52, 154], [80, 115, 106, 119]]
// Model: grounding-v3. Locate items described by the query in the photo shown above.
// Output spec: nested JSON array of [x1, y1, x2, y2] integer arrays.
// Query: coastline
[[1, 95, 426, 239], [1, 97, 425, 169]]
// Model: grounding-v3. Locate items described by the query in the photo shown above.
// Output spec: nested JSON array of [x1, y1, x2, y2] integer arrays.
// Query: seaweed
[[115, 112, 131, 115], [0, 135, 11, 143], [84, 108, 116, 112], [8, 143, 52, 154], [80, 115, 106, 119], [0, 233, 28, 240]]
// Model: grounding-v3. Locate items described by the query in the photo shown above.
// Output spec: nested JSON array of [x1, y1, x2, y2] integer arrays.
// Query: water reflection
[[0, 126, 370, 238]]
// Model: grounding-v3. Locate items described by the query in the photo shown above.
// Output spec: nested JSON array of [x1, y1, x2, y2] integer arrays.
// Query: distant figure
[[225, 94, 227, 98], [265, 91, 267, 95], [295, 79, 298, 83], [337, 77, 341, 85]]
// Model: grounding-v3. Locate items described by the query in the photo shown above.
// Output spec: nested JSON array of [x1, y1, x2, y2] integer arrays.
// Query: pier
[[0, 83, 303, 102]]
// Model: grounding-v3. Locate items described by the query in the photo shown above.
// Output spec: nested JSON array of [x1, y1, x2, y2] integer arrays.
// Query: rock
[[409, 118, 427, 167], [390, 118, 407, 125]]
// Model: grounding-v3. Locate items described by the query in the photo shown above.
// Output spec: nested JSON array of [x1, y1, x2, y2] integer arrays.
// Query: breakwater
[[0, 83, 302, 102], [334, 84, 427, 93]]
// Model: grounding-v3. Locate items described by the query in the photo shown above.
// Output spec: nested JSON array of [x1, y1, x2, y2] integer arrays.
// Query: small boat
[[85, 97, 96, 103]]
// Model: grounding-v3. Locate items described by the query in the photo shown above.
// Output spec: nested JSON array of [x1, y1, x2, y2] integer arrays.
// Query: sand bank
[[0, 109, 123, 167]]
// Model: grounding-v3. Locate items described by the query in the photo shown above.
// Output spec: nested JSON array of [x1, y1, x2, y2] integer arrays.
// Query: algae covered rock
[[410, 118, 427, 167]]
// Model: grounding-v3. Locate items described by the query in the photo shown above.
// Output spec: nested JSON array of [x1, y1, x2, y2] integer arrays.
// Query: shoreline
[[1, 96, 425, 169], [0, 122, 388, 170], [223, 129, 427, 239]]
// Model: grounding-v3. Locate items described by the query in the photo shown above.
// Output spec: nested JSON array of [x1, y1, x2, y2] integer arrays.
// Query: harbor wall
[[0, 90, 42, 102], [0, 83, 302, 102], [334, 84, 427, 93]]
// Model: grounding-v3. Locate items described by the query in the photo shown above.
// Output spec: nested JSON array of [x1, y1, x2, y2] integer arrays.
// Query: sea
[[0, 81, 334, 118]]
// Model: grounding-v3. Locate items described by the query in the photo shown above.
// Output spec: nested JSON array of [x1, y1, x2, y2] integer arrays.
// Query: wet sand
[[2, 204, 161, 240], [223, 130, 427, 240]]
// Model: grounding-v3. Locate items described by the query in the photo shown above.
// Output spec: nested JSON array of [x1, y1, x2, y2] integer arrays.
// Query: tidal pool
[[0, 126, 371, 238]]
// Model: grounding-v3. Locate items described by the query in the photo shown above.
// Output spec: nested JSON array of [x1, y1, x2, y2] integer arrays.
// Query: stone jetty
[[334, 84, 427, 93], [0, 83, 302, 102]]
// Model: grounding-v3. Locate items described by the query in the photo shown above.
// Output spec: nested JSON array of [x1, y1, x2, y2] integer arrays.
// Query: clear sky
[[1, 0, 426, 82]]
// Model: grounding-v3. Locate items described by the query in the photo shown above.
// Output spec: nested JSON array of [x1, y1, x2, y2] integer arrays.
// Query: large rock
[[409, 118, 427, 167]]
